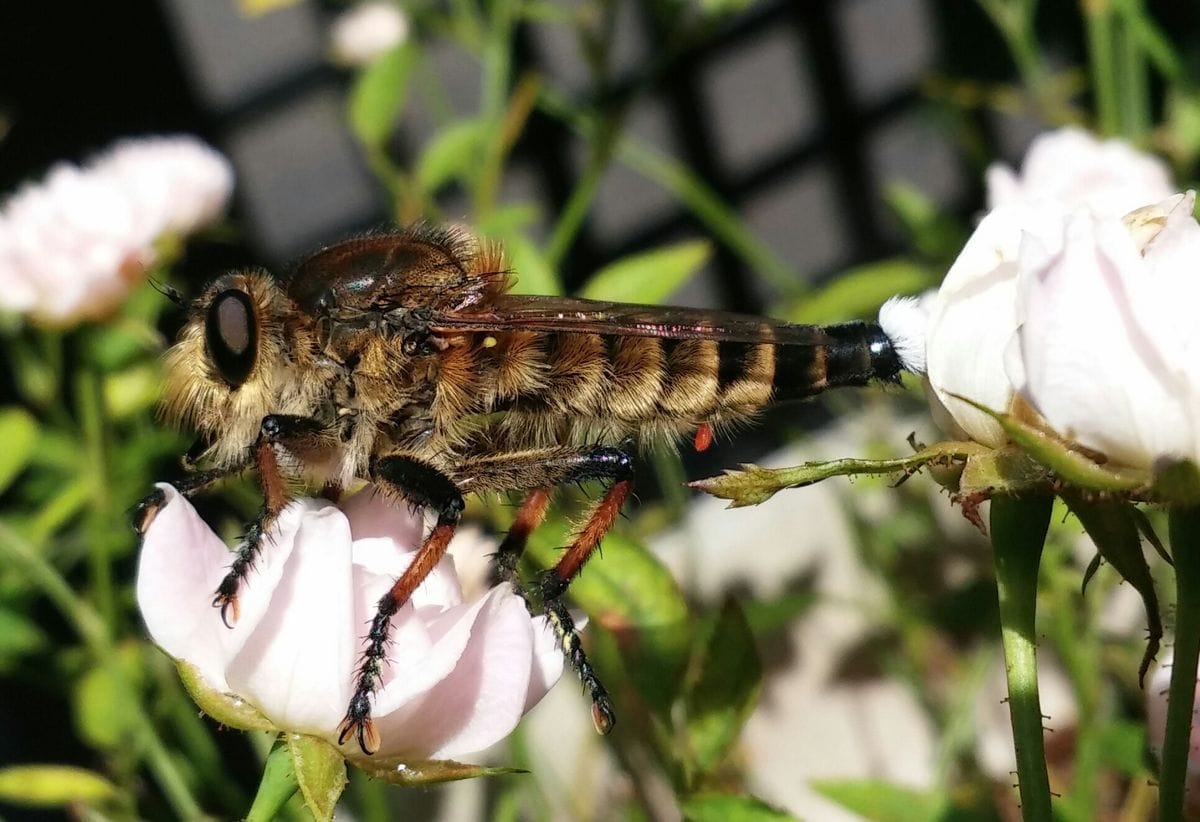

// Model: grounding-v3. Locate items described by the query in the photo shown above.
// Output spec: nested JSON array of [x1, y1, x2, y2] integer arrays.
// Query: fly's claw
[[591, 698, 616, 735], [212, 589, 240, 628], [131, 487, 167, 536], [337, 692, 381, 754]]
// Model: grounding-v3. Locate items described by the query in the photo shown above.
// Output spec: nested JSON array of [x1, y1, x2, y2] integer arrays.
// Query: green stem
[[990, 494, 1053, 821], [1160, 505, 1200, 822], [1084, 0, 1120, 135], [246, 740, 299, 822], [544, 112, 622, 269], [1113, 2, 1149, 138], [76, 368, 115, 633], [0, 523, 203, 819]]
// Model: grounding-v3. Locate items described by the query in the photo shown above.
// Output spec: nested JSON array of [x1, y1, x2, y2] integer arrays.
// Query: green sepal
[[1154, 458, 1200, 506], [688, 441, 985, 507], [286, 734, 347, 822], [351, 756, 527, 786], [948, 394, 1149, 493], [176, 660, 277, 733], [957, 445, 1053, 498], [1065, 496, 1162, 685]]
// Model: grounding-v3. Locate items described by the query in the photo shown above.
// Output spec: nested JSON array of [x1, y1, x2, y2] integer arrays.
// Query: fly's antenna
[[878, 294, 929, 375], [150, 278, 186, 307]]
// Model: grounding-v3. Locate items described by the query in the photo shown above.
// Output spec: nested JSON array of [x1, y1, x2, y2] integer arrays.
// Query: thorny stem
[[990, 494, 1053, 822], [1159, 505, 1200, 822], [0, 523, 203, 820]]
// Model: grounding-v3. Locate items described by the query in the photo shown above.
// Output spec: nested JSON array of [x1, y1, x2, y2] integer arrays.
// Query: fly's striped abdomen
[[484, 319, 900, 429]]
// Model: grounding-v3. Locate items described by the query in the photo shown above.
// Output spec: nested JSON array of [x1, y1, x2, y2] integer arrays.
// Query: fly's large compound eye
[[205, 289, 258, 387]]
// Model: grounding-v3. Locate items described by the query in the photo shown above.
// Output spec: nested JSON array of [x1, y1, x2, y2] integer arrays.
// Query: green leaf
[[0, 765, 118, 808], [882, 181, 968, 260], [527, 523, 691, 712], [689, 441, 985, 507], [681, 792, 794, 822], [176, 660, 277, 733], [948, 393, 1149, 494], [684, 598, 762, 774], [610, 136, 798, 295], [416, 118, 487, 193], [9, 335, 58, 409], [353, 756, 526, 786], [72, 645, 144, 751], [0, 407, 37, 495], [580, 240, 712, 304], [784, 259, 937, 325], [287, 734, 347, 822], [1095, 720, 1148, 777], [499, 232, 562, 296], [811, 779, 946, 821], [0, 607, 46, 669], [349, 43, 416, 148], [1065, 497, 1162, 685], [103, 363, 161, 420]]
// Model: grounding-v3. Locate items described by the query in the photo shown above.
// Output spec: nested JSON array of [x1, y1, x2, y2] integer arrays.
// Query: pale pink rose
[[136, 484, 563, 760], [329, 1, 409, 67], [1007, 192, 1200, 468], [987, 127, 1174, 218], [0, 135, 233, 327]]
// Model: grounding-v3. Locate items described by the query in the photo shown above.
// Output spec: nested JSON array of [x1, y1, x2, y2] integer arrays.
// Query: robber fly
[[133, 225, 907, 754]]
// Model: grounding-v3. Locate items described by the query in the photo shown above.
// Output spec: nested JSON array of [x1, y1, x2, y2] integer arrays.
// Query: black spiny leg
[[339, 455, 464, 755], [458, 444, 634, 735], [212, 414, 340, 627]]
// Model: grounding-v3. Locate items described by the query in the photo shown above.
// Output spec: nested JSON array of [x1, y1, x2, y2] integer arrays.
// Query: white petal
[[365, 584, 497, 722], [1015, 211, 1195, 467], [225, 505, 358, 736], [341, 485, 425, 546], [372, 588, 536, 759], [523, 615, 567, 713], [136, 484, 241, 691], [926, 202, 1066, 445]]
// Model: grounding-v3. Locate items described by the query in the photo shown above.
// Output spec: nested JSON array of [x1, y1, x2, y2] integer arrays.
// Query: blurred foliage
[[0, 0, 1198, 820]]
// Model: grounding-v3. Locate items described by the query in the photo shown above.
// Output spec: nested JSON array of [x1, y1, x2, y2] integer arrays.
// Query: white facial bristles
[[879, 293, 931, 375]]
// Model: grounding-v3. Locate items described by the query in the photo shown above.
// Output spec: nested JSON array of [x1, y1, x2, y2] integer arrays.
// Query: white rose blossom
[[137, 484, 564, 761], [1006, 192, 1200, 469], [879, 128, 1193, 466], [329, 1, 409, 67], [0, 135, 233, 327]]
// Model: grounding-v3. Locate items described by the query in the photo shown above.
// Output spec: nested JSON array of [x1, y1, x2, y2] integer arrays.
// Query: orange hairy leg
[[212, 414, 339, 627], [338, 454, 465, 755]]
